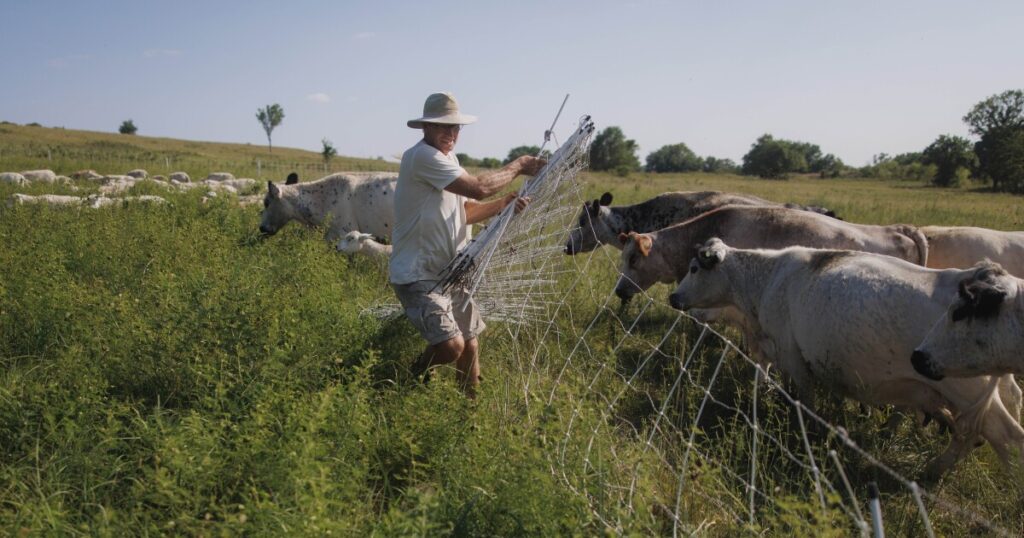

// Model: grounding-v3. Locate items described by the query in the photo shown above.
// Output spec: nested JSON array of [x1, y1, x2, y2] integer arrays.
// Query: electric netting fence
[[365, 112, 1018, 535]]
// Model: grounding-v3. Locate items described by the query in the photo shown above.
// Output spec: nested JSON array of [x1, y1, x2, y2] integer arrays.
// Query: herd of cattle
[[257, 171, 1024, 479], [7, 167, 1022, 479]]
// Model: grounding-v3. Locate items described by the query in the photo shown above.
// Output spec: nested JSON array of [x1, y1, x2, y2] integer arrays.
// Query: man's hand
[[515, 155, 547, 176], [503, 194, 531, 214]]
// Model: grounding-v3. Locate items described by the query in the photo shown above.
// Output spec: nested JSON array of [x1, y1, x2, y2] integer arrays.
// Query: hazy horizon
[[3, 1, 1022, 166]]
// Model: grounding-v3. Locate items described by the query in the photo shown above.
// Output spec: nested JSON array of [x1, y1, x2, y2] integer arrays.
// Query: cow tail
[[899, 225, 929, 266]]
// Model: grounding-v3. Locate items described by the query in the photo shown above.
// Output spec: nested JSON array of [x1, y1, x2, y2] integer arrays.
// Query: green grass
[[1, 127, 1023, 535], [0, 122, 397, 183]]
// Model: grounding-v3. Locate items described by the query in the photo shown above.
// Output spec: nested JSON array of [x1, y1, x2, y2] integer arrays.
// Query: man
[[390, 92, 546, 398]]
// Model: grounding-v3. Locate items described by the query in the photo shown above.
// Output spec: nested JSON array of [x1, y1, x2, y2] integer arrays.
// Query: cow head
[[912, 261, 1020, 380], [668, 238, 731, 311], [613, 231, 674, 302], [565, 192, 619, 254], [259, 175, 299, 236]]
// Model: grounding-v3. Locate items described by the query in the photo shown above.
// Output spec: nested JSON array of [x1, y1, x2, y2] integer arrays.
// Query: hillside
[[0, 122, 397, 181]]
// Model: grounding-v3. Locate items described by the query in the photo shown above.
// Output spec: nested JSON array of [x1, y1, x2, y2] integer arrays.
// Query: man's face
[[423, 123, 461, 154]]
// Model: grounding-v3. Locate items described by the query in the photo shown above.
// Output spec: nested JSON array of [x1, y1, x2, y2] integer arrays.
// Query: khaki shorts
[[391, 280, 486, 346]]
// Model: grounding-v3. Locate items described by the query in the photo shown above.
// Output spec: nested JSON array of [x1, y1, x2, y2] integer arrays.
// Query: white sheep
[[336, 231, 392, 259]]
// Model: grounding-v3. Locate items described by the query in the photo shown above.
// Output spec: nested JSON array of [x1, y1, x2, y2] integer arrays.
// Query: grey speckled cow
[[564, 191, 838, 255], [614, 205, 928, 302], [259, 171, 398, 242]]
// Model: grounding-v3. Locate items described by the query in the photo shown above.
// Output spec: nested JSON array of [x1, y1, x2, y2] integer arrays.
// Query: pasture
[[2, 130, 1024, 535]]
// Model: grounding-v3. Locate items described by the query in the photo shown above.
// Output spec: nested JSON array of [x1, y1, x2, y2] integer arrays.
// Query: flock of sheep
[[2, 168, 264, 208]]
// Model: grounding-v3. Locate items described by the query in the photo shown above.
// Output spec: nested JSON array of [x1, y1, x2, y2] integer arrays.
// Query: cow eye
[[689, 265, 698, 274]]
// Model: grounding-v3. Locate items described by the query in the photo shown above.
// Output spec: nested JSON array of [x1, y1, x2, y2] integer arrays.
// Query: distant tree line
[[572, 88, 1024, 193]]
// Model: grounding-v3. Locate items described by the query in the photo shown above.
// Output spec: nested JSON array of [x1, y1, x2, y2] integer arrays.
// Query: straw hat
[[407, 92, 477, 128]]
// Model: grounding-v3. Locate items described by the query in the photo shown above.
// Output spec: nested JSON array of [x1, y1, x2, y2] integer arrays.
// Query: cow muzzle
[[911, 349, 944, 381], [668, 292, 688, 311]]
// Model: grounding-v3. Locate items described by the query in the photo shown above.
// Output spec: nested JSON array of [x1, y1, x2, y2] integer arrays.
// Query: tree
[[815, 153, 845, 178], [119, 119, 137, 135], [589, 126, 641, 174], [974, 126, 1024, 192], [503, 145, 550, 164], [645, 143, 703, 173], [256, 104, 285, 153], [702, 156, 740, 174], [963, 89, 1024, 138], [479, 157, 501, 169], [741, 134, 806, 179], [321, 138, 337, 165], [964, 90, 1024, 191], [922, 134, 976, 187]]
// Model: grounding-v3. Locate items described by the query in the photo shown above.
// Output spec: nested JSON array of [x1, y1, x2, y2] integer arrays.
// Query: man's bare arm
[[445, 155, 545, 200], [465, 194, 530, 225]]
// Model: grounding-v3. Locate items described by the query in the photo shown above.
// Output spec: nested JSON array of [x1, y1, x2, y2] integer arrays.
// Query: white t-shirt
[[389, 140, 471, 284]]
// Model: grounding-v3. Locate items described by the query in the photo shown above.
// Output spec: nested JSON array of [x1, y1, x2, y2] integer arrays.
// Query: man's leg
[[455, 337, 480, 397]]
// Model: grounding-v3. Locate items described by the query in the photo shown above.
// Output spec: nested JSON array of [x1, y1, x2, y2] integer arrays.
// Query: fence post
[[868, 482, 884, 538]]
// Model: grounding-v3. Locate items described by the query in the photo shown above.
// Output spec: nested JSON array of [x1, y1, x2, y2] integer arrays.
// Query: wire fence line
[[467, 151, 1017, 534]]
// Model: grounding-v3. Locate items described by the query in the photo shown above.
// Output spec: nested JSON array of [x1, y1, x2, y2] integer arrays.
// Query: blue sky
[[2, 0, 1022, 166]]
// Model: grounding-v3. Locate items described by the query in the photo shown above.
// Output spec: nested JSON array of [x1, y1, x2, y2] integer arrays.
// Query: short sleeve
[[414, 146, 466, 191]]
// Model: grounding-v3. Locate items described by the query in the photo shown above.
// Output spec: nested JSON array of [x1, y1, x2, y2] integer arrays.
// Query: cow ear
[[588, 199, 600, 217], [286, 172, 299, 185], [637, 234, 653, 257], [618, 232, 629, 245], [268, 182, 281, 199], [359, 233, 373, 241], [599, 192, 613, 206], [974, 283, 1007, 318], [957, 279, 973, 301]]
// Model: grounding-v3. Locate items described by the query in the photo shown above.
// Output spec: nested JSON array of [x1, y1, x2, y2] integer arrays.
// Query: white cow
[[336, 230, 392, 259], [923, 226, 1024, 276], [913, 262, 1024, 380], [668, 238, 1024, 477], [259, 172, 398, 242]]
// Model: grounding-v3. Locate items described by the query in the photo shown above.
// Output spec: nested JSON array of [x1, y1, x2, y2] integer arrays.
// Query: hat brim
[[407, 113, 477, 129]]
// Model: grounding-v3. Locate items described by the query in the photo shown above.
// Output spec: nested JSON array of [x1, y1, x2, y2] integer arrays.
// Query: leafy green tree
[[503, 145, 551, 165], [589, 126, 641, 173], [815, 153, 845, 178], [922, 134, 976, 187], [702, 156, 740, 174], [789, 141, 822, 173], [963, 89, 1024, 138], [963, 90, 1024, 191], [256, 104, 285, 153], [975, 126, 1024, 192], [321, 138, 337, 164], [118, 119, 137, 135], [741, 134, 806, 179], [456, 153, 479, 167], [479, 157, 501, 169], [645, 143, 703, 173]]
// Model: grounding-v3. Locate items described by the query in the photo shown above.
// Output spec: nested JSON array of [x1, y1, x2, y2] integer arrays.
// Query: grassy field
[[2, 126, 1023, 535], [0, 121, 397, 183]]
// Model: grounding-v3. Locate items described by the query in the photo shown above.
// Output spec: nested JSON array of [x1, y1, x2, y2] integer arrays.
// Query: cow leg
[[924, 436, 978, 482], [998, 375, 1022, 422]]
